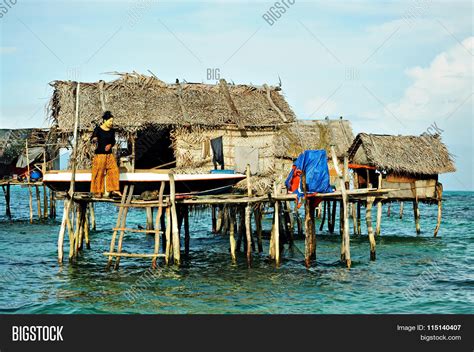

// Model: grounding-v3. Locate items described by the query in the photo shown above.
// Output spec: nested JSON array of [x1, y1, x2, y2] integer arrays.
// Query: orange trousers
[[90, 154, 120, 194]]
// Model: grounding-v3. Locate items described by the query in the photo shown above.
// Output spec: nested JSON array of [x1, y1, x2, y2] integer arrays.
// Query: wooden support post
[[42, 185, 48, 219], [236, 207, 245, 252], [319, 201, 326, 232], [351, 202, 357, 235], [357, 201, 361, 235], [366, 196, 376, 261], [152, 181, 165, 268], [131, 134, 136, 172], [331, 147, 350, 268], [302, 172, 315, 267], [114, 185, 135, 269], [165, 206, 171, 264], [339, 200, 343, 236], [35, 185, 42, 220], [146, 207, 154, 231], [387, 204, 391, 217], [211, 205, 217, 233], [58, 82, 81, 264], [434, 183, 443, 237], [245, 204, 252, 265], [89, 203, 96, 230], [411, 183, 421, 235], [28, 184, 33, 224], [399, 202, 404, 219], [273, 183, 280, 266], [283, 201, 294, 248], [375, 200, 382, 236], [67, 205, 74, 261], [254, 205, 263, 253], [229, 207, 237, 262], [216, 206, 223, 233], [328, 200, 336, 233], [169, 174, 180, 265], [184, 206, 190, 256], [49, 190, 56, 219], [2, 182, 12, 220], [84, 203, 90, 249]]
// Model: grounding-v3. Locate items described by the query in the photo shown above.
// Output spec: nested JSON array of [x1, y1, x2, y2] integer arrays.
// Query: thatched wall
[[348, 133, 455, 176], [49, 73, 296, 132]]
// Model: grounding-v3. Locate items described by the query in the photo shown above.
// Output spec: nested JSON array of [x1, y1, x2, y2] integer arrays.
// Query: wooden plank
[[113, 185, 135, 269]]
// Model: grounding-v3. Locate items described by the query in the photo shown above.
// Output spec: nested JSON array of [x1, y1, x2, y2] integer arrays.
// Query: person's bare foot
[[109, 191, 122, 198], [93, 193, 103, 198]]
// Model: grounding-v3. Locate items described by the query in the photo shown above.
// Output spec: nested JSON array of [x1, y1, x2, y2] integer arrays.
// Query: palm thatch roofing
[[275, 118, 354, 159], [49, 72, 297, 133], [0, 129, 37, 165], [348, 133, 456, 176]]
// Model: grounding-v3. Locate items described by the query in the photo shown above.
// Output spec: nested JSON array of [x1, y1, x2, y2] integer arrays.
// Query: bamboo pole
[[283, 201, 294, 248], [42, 185, 48, 219], [165, 206, 171, 264], [434, 183, 443, 237], [319, 201, 326, 232], [387, 204, 391, 217], [351, 202, 357, 235], [399, 202, 404, 219], [184, 206, 190, 256], [216, 206, 223, 233], [49, 190, 56, 219], [84, 203, 90, 250], [67, 205, 74, 261], [169, 174, 180, 265], [152, 181, 165, 268], [245, 164, 252, 264], [375, 200, 382, 236], [411, 183, 421, 235], [106, 186, 129, 268], [329, 201, 336, 233], [254, 205, 263, 253], [211, 205, 217, 233], [302, 172, 314, 267], [25, 140, 33, 223], [35, 185, 42, 220], [114, 185, 135, 269], [273, 182, 280, 266], [146, 207, 154, 231], [331, 147, 350, 268], [366, 196, 376, 260], [89, 203, 96, 230], [2, 182, 12, 220], [58, 82, 80, 264], [229, 207, 237, 262]]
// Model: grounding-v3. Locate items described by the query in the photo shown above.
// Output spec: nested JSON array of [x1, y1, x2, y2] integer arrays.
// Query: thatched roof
[[348, 133, 456, 175], [275, 118, 354, 159], [0, 129, 37, 164], [49, 72, 296, 132]]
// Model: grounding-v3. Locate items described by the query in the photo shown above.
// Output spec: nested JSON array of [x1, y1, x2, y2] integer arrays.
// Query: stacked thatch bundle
[[348, 133, 456, 176], [49, 72, 296, 132]]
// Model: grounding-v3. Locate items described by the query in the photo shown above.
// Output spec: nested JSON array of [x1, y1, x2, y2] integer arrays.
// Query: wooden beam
[[219, 79, 244, 129], [263, 84, 288, 123]]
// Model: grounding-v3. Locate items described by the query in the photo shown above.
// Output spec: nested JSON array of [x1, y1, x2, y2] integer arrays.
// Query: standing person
[[90, 111, 122, 198]]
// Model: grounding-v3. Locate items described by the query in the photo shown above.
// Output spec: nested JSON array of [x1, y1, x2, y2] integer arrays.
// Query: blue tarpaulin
[[285, 150, 333, 200]]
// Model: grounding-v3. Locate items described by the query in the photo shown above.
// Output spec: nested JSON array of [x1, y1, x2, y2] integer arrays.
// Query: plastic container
[[210, 169, 235, 174]]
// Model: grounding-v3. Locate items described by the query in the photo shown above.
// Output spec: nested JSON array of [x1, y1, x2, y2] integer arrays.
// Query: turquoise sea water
[[0, 188, 472, 314]]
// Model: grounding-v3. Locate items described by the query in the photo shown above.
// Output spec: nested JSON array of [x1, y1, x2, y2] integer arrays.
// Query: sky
[[0, 0, 472, 190]]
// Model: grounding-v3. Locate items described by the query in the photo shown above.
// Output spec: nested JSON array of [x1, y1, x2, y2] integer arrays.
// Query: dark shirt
[[91, 126, 116, 154]]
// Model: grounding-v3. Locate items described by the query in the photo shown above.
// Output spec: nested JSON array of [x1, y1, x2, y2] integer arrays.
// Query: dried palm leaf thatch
[[348, 133, 456, 175], [49, 72, 296, 133]]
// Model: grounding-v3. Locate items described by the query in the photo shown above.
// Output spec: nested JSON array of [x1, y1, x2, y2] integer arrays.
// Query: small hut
[[347, 132, 456, 235], [48, 72, 354, 194]]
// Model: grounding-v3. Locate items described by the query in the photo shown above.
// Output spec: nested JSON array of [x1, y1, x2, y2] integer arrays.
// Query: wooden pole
[[131, 134, 136, 172], [245, 164, 253, 264], [169, 173, 180, 265], [211, 205, 217, 233], [229, 207, 237, 262], [387, 204, 391, 217], [114, 186, 134, 269], [184, 206, 190, 256], [254, 205, 263, 253], [331, 147, 350, 267], [84, 203, 90, 249], [434, 183, 443, 237], [375, 200, 382, 236], [2, 182, 12, 220], [67, 204, 74, 261], [411, 183, 421, 234], [357, 201, 361, 235], [319, 201, 326, 232], [399, 202, 404, 219], [146, 207, 154, 231], [42, 185, 48, 219], [273, 183, 280, 266], [58, 82, 80, 264], [165, 205, 171, 264], [351, 202, 357, 235], [152, 181, 165, 268], [302, 172, 315, 267], [88, 203, 96, 230], [329, 201, 336, 233], [49, 190, 56, 219], [35, 185, 42, 220], [366, 196, 376, 260]]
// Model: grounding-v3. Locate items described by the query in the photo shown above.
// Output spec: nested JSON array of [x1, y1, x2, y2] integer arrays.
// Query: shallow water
[[0, 188, 472, 314]]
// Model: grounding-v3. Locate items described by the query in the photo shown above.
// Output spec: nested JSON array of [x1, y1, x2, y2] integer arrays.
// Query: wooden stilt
[[146, 207, 154, 231], [2, 182, 12, 220], [28, 184, 33, 224], [296, 206, 303, 238], [245, 204, 252, 265], [328, 200, 336, 233], [35, 185, 42, 220], [165, 206, 171, 264], [42, 185, 48, 219], [319, 201, 326, 232], [84, 203, 90, 249], [411, 183, 421, 234], [375, 200, 382, 236], [339, 201, 343, 236], [67, 205, 74, 261], [229, 207, 237, 262], [302, 173, 315, 267], [50, 190, 56, 219], [152, 181, 165, 268], [357, 201, 361, 235], [366, 196, 376, 261], [351, 202, 357, 235], [434, 183, 443, 237], [273, 185, 280, 266], [89, 203, 96, 230], [211, 205, 217, 233], [387, 204, 391, 217], [184, 206, 190, 256], [58, 200, 70, 263], [236, 207, 245, 252], [254, 205, 263, 253], [169, 174, 180, 265], [282, 201, 294, 248], [399, 202, 404, 219], [216, 206, 223, 233]]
